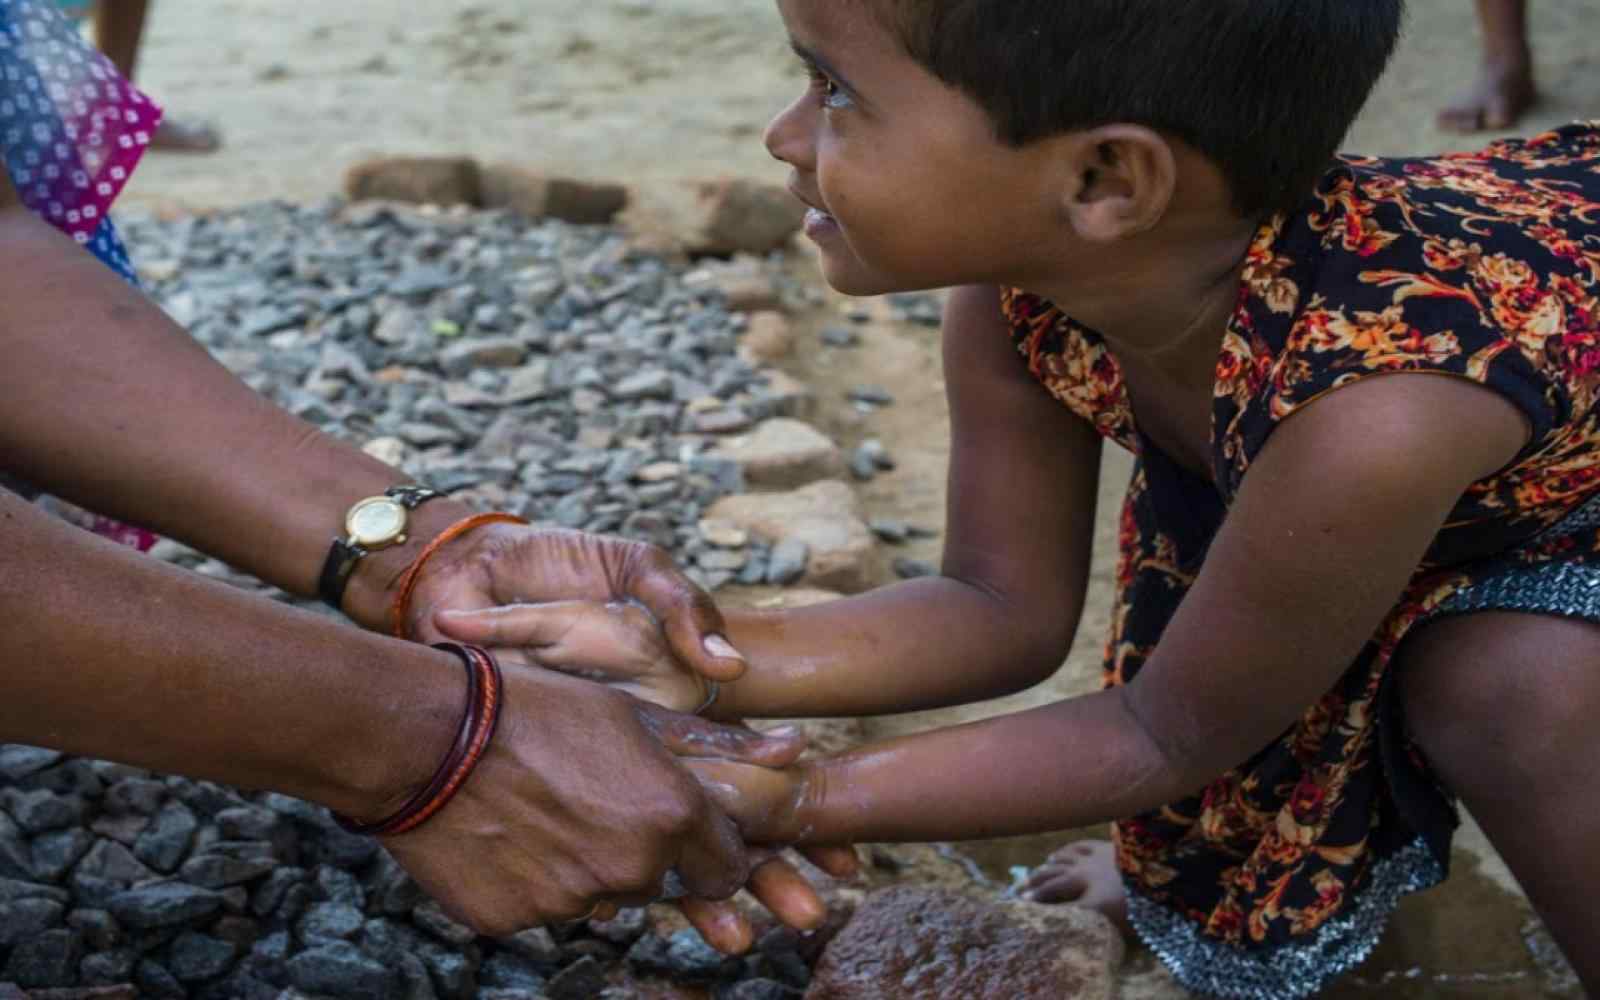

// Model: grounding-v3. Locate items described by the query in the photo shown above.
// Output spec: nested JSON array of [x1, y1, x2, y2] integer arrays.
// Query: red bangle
[[389, 512, 528, 638], [335, 643, 504, 837]]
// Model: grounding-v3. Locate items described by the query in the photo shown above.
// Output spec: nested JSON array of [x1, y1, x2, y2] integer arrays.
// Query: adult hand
[[402, 523, 747, 684], [374, 666, 804, 947]]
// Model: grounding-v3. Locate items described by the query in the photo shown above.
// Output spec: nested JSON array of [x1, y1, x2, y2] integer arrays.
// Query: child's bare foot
[[1018, 840, 1130, 936], [1437, 58, 1537, 132]]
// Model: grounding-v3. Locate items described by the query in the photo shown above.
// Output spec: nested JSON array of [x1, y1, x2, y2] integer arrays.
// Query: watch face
[[348, 497, 407, 546]]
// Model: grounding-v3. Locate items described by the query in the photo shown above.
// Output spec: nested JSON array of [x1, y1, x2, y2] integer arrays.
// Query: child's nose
[[764, 95, 815, 172]]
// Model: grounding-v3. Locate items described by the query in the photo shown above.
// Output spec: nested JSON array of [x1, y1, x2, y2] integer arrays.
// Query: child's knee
[[1399, 613, 1600, 790]]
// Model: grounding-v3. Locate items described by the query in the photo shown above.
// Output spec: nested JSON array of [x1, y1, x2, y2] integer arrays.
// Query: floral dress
[[1003, 122, 1600, 1000]]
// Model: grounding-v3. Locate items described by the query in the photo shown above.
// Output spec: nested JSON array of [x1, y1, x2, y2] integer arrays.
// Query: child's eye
[[806, 66, 854, 111]]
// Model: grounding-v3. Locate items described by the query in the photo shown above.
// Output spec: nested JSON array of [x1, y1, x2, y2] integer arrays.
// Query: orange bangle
[[389, 512, 528, 638]]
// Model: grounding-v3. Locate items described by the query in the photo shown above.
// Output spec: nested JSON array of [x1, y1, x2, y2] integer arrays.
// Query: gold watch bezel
[[344, 495, 410, 549]]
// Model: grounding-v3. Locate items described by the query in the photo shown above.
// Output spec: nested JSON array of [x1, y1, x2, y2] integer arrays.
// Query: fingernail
[[703, 634, 745, 661]]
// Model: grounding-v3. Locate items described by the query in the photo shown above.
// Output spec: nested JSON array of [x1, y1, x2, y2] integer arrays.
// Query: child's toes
[[1022, 869, 1091, 904]]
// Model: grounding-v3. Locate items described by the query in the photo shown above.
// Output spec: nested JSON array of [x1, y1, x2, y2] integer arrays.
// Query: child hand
[[434, 601, 713, 715], [683, 757, 817, 846]]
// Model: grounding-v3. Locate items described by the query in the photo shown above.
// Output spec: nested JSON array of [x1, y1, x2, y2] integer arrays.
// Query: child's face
[[767, 1, 1071, 297]]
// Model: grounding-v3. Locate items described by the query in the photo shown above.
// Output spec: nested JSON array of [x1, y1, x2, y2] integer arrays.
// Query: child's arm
[[441, 285, 1105, 718], [687, 374, 1531, 844]]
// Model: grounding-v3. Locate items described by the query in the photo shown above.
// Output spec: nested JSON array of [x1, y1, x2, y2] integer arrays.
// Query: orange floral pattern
[[1002, 123, 1600, 962]]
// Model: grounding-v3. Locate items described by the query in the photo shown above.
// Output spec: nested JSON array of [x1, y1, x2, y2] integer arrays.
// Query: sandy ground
[[115, 0, 1600, 995]]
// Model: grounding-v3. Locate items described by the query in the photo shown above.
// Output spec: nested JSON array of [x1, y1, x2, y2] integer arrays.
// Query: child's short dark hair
[[875, 1, 1404, 219]]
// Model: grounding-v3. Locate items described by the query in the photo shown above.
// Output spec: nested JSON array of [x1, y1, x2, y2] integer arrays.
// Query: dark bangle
[[335, 643, 504, 837]]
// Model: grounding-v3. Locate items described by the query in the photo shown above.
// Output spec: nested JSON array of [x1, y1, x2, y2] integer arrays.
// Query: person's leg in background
[[92, 0, 221, 152], [1438, 0, 1538, 133]]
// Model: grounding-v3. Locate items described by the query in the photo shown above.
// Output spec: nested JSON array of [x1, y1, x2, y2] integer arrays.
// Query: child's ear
[[1058, 125, 1178, 242]]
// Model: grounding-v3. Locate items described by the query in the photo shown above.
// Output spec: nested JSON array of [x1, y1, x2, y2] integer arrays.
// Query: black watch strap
[[317, 486, 444, 611], [317, 538, 368, 610]]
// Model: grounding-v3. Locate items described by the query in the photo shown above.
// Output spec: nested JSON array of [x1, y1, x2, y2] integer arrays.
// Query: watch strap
[[317, 537, 369, 610]]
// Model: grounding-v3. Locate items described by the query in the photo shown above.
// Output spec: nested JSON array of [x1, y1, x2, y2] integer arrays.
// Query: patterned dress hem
[[1125, 837, 1444, 1000]]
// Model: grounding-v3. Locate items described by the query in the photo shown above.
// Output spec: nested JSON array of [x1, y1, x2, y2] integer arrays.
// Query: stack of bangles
[[335, 641, 503, 836]]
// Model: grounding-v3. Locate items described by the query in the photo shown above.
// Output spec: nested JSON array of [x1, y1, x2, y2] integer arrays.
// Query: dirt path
[[117, 0, 1598, 994]]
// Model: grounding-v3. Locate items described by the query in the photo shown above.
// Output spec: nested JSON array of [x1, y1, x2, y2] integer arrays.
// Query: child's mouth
[[803, 207, 841, 240]]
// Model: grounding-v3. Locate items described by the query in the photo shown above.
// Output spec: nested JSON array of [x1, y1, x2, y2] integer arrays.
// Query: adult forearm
[[713, 576, 1076, 719], [0, 489, 457, 817], [0, 205, 473, 628]]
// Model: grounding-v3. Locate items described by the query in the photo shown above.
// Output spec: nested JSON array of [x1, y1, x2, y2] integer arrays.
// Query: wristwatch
[[318, 485, 444, 610]]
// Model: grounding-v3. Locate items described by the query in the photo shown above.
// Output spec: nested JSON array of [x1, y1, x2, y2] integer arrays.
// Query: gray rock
[[29, 828, 93, 881], [893, 557, 939, 580], [545, 955, 606, 1000], [250, 867, 306, 919], [418, 944, 478, 1000], [497, 925, 561, 964], [848, 446, 880, 482], [108, 882, 223, 929], [855, 438, 895, 472], [0, 811, 32, 879], [820, 326, 859, 348], [315, 864, 365, 910], [296, 902, 365, 946], [627, 929, 735, 983], [390, 265, 455, 297], [612, 369, 675, 400], [0, 879, 67, 907], [0, 897, 66, 946], [4, 789, 84, 833], [367, 852, 421, 917], [134, 801, 198, 872], [395, 951, 440, 1000], [477, 952, 546, 992], [869, 519, 911, 544], [413, 899, 476, 946], [215, 806, 280, 841], [78, 946, 138, 986], [588, 906, 647, 947], [846, 384, 895, 407], [178, 852, 277, 889], [286, 942, 397, 1000], [68, 873, 126, 910], [168, 929, 237, 981], [104, 778, 168, 816], [765, 538, 810, 586], [65, 907, 120, 950], [0, 746, 62, 781], [77, 839, 155, 884], [136, 956, 186, 998], [439, 336, 527, 375], [3, 926, 82, 988]]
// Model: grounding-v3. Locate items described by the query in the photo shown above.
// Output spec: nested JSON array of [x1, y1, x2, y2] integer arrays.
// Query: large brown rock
[[705, 481, 879, 593], [685, 178, 806, 256], [343, 155, 481, 206], [478, 164, 629, 224], [708, 419, 844, 490], [806, 887, 1123, 1000]]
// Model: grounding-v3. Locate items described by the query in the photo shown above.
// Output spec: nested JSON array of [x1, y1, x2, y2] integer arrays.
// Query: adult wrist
[[339, 496, 477, 630], [320, 641, 469, 823]]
